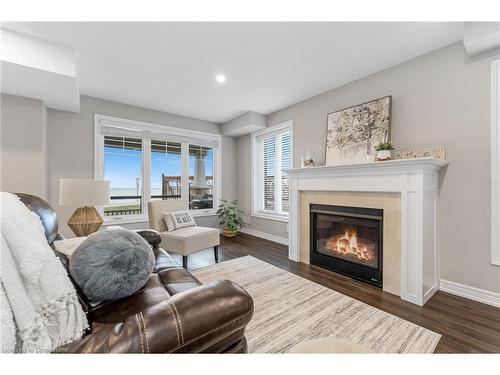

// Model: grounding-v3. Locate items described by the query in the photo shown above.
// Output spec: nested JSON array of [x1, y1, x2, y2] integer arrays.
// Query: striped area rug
[[193, 256, 441, 353]]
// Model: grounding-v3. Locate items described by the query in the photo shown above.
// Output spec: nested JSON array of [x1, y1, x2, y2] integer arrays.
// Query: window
[[151, 140, 182, 201], [103, 136, 143, 218], [189, 145, 214, 210], [95, 114, 221, 223], [252, 122, 293, 221]]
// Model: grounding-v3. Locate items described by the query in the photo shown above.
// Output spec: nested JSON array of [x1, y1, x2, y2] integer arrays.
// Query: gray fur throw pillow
[[69, 228, 154, 303]]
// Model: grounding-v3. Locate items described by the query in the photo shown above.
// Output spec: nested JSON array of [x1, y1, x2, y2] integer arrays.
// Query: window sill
[[191, 209, 217, 218], [102, 210, 217, 227], [103, 216, 148, 226], [252, 212, 289, 223]]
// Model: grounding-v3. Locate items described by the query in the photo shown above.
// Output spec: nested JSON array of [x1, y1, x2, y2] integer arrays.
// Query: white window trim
[[492, 59, 500, 266], [94, 114, 222, 224], [251, 121, 293, 223]]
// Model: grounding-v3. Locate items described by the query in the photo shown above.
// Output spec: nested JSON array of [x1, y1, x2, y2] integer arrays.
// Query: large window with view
[[95, 115, 221, 222], [151, 140, 182, 201], [189, 145, 214, 210], [252, 122, 293, 221], [103, 136, 143, 217]]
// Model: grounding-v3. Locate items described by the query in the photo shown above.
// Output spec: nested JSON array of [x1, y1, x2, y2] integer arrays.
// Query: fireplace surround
[[310, 204, 383, 287], [284, 157, 448, 306]]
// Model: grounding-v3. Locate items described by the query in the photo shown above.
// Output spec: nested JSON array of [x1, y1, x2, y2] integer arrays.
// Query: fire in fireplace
[[310, 204, 383, 287], [323, 229, 377, 268]]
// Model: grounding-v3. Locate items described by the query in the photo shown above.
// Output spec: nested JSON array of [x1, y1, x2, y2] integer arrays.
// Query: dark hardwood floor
[[169, 233, 500, 353]]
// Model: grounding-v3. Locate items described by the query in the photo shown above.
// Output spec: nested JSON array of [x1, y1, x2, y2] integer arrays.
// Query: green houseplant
[[217, 199, 245, 237], [374, 141, 395, 161]]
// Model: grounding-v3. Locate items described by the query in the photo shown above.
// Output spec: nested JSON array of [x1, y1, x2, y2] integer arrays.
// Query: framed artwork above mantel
[[325, 96, 392, 165]]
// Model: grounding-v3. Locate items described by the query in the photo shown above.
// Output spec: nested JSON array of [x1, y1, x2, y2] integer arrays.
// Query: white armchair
[[147, 199, 220, 268]]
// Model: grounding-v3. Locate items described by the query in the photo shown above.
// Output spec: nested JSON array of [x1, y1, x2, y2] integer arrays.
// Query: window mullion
[[96, 134, 105, 217], [275, 135, 282, 215], [259, 140, 265, 212], [256, 140, 262, 212], [211, 148, 217, 210], [143, 138, 151, 217], [181, 143, 189, 202]]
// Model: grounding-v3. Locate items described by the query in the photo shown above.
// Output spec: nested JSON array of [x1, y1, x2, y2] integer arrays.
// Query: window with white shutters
[[263, 137, 276, 211], [253, 122, 293, 220], [280, 132, 292, 213]]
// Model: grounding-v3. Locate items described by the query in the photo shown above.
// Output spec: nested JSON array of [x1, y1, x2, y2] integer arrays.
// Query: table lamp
[[59, 179, 110, 237]]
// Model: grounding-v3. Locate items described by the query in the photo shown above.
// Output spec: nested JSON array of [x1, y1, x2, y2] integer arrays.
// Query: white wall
[[237, 42, 500, 294], [47, 95, 235, 237], [222, 135, 238, 202], [1, 94, 47, 198]]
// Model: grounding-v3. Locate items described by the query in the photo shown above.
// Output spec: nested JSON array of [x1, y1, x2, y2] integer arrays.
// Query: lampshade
[[59, 179, 110, 207]]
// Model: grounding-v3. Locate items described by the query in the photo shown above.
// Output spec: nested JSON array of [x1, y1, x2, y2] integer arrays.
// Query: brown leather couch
[[16, 193, 253, 353]]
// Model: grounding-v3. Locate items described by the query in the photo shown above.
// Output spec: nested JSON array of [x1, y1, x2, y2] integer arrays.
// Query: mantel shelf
[[284, 157, 448, 177]]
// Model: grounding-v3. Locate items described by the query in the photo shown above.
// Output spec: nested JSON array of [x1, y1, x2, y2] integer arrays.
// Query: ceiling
[[2, 22, 464, 123]]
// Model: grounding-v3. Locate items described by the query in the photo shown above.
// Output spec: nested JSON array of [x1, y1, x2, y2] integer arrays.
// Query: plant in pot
[[217, 199, 245, 238], [375, 141, 395, 161]]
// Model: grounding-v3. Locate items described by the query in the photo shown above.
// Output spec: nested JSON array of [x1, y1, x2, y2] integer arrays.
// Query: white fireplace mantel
[[284, 157, 449, 306]]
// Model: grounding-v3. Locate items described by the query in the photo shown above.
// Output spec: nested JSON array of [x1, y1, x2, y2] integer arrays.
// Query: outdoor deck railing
[[104, 194, 182, 216]]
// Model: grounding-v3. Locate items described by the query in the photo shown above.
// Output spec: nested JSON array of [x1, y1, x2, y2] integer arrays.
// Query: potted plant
[[375, 141, 395, 161], [217, 199, 244, 237]]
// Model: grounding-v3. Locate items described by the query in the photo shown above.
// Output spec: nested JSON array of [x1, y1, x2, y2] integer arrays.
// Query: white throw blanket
[[0, 192, 88, 353]]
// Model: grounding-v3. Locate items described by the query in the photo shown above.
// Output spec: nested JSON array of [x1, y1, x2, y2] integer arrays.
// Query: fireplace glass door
[[315, 214, 379, 269], [310, 204, 383, 287]]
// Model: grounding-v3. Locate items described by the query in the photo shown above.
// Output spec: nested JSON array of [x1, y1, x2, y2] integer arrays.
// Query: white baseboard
[[239, 227, 289, 246], [439, 279, 500, 308]]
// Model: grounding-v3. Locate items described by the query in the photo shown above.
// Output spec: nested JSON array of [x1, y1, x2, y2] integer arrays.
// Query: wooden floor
[[170, 233, 500, 353]]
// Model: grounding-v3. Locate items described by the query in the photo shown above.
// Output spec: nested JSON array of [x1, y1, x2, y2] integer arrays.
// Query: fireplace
[[310, 204, 383, 287]]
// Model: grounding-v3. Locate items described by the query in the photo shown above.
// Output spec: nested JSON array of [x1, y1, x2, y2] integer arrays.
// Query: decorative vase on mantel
[[376, 150, 392, 161], [374, 141, 395, 162], [301, 150, 316, 167]]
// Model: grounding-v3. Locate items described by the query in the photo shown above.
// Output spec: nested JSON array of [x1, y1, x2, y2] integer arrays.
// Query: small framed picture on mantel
[[325, 96, 392, 165]]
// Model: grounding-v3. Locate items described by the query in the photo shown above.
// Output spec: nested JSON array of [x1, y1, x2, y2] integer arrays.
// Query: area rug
[[192, 256, 441, 353]]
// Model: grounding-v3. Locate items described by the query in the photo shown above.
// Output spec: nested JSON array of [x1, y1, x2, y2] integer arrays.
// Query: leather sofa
[[16, 193, 254, 353]]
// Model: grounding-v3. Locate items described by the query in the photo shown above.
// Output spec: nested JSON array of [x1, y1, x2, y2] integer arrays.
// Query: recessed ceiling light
[[215, 74, 227, 83]]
